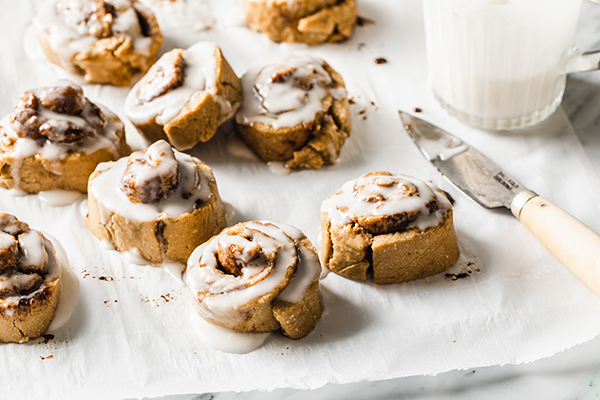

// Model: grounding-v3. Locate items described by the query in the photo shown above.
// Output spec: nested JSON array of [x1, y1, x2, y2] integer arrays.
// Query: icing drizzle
[[235, 54, 347, 129], [321, 172, 453, 231]]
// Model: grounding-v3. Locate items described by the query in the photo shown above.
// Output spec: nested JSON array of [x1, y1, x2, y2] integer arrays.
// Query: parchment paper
[[2, 0, 600, 399]]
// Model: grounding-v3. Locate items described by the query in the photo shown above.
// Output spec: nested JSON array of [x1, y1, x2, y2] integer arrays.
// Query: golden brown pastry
[[186, 221, 323, 339], [243, 0, 357, 44], [125, 42, 242, 150], [0, 81, 131, 194], [86, 140, 226, 264], [320, 172, 460, 284], [0, 214, 62, 343], [33, 0, 163, 86], [235, 54, 351, 170]]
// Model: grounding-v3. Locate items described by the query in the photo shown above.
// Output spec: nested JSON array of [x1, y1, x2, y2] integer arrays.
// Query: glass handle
[[564, 0, 600, 73], [564, 49, 600, 74]]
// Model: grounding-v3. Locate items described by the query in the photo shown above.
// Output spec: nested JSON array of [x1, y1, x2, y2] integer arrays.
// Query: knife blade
[[399, 111, 600, 296]]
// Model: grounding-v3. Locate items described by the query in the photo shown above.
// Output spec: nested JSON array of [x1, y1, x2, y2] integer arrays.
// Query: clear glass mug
[[422, 0, 600, 131]]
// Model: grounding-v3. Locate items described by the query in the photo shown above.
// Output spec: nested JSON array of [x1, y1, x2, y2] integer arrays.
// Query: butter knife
[[399, 111, 600, 296]]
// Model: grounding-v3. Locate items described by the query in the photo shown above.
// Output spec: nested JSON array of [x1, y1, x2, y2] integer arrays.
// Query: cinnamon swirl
[[86, 140, 227, 264], [125, 42, 242, 150], [243, 0, 357, 45], [186, 221, 323, 340], [235, 54, 351, 170], [0, 214, 62, 343], [0, 81, 131, 194], [33, 0, 163, 86], [320, 172, 460, 284]]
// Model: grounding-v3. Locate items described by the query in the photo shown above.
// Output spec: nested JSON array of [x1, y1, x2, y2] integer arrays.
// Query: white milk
[[423, 0, 583, 130]]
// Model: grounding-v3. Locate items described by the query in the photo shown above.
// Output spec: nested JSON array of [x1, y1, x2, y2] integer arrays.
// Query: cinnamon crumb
[[356, 16, 375, 26], [41, 334, 54, 344]]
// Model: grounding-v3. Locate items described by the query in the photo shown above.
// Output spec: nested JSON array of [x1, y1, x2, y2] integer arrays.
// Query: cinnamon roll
[[0, 81, 131, 194], [125, 42, 242, 151], [243, 0, 357, 45], [33, 0, 163, 86], [86, 140, 227, 264], [0, 214, 62, 343], [235, 54, 351, 169], [186, 221, 323, 340], [320, 172, 460, 284]]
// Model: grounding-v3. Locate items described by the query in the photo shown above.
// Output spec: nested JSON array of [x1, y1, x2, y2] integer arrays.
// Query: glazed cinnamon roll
[[86, 140, 227, 264], [0, 81, 131, 194], [125, 42, 242, 150], [243, 0, 357, 45], [0, 214, 62, 343], [33, 0, 163, 86], [186, 221, 323, 340], [235, 54, 351, 169], [320, 172, 460, 284]]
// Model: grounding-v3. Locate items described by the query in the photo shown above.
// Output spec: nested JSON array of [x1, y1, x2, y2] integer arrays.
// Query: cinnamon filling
[[136, 50, 187, 104], [0, 214, 49, 299], [8, 82, 106, 144], [120, 140, 181, 204]]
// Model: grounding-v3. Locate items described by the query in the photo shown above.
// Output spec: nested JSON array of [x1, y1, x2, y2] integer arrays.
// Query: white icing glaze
[[190, 309, 270, 354], [267, 161, 291, 176], [1, 110, 123, 161], [270, 222, 321, 304], [123, 248, 147, 265], [18, 230, 48, 269], [0, 232, 15, 248], [187, 222, 295, 326], [44, 232, 78, 332], [223, 202, 236, 223], [125, 42, 235, 126], [38, 189, 86, 207], [225, 132, 259, 160], [235, 54, 347, 129], [321, 173, 453, 231], [162, 261, 185, 285], [0, 82, 125, 189], [122, 140, 178, 194], [89, 148, 213, 222], [187, 221, 321, 329], [0, 236, 62, 318], [33, 0, 154, 72]]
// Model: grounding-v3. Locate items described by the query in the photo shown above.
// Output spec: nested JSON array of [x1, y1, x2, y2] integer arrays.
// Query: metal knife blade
[[399, 110, 600, 296], [399, 111, 535, 215]]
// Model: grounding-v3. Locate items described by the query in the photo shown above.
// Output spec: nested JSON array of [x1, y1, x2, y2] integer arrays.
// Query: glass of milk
[[423, 0, 599, 130]]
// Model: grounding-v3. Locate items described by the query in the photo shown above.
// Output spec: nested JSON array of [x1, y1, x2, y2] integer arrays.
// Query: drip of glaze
[[38, 190, 85, 207], [225, 133, 258, 160], [189, 310, 270, 354], [267, 161, 291, 176], [124, 248, 147, 265], [223, 202, 236, 223], [44, 233, 79, 332], [162, 261, 185, 286]]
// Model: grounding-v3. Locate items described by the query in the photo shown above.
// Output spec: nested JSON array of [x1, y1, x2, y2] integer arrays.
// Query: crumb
[[444, 272, 469, 281], [356, 16, 375, 26], [98, 276, 114, 282], [374, 58, 387, 65], [414, 107, 422, 113], [40, 355, 54, 360], [41, 334, 54, 344]]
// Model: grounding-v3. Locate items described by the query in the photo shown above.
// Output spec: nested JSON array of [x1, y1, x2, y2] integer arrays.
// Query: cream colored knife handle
[[517, 195, 600, 296]]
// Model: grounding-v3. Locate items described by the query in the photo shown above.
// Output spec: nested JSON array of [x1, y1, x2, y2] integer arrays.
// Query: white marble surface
[[156, 2, 600, 399]]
